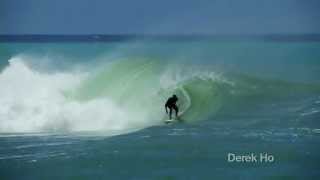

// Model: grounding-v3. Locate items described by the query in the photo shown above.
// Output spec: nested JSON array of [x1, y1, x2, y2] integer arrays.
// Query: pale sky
[[1, 0, 319, 35]]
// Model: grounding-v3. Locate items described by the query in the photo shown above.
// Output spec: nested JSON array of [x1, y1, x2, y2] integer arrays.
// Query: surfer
[[165, 95, 179, 119]]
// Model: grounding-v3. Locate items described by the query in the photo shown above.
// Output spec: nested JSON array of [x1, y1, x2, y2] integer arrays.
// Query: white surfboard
[[165, 119, 175, 124]]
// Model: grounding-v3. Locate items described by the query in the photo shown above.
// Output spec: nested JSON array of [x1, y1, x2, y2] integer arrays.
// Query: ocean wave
[[0, 56, 319, 134]]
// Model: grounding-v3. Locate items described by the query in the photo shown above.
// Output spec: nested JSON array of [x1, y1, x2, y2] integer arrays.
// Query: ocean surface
[[0, 37, 320, 179]]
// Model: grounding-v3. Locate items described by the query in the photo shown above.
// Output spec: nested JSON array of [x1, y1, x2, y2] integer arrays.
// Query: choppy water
[[0, 39, 319, 179]]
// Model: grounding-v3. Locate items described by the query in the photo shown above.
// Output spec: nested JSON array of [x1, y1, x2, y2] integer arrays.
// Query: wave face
[[0, 41, 319, 134], [0, 56, 228, 132]]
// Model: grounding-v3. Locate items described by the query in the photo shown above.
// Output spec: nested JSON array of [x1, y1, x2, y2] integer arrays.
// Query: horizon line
[[1, 33, 320, 42]]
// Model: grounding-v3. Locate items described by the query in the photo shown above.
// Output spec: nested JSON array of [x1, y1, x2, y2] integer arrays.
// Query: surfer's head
[[173, 94, 177, 98]]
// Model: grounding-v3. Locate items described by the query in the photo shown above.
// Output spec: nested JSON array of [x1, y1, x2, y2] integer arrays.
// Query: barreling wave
[[0, 56, 319, 133]]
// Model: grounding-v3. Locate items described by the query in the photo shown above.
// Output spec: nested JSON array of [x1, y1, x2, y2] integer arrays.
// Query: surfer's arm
[[165, 105, 168, 114]]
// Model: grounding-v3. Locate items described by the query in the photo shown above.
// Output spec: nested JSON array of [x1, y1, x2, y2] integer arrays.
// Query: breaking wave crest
[[0, 55, 318, 133]]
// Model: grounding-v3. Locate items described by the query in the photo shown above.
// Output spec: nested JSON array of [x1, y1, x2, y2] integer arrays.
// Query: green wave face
[[66, 59, 320, 124]]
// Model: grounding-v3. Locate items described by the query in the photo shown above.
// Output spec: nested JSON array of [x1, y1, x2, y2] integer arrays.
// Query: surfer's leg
[[173, 105, 178, 118], [169, 108, 172, 119]]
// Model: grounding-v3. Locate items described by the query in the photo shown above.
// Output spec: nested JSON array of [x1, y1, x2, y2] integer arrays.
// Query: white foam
[[0, 56, 156, 133], [312, 129, 320, 133], [159, 65, 232, 89], [300, 109, 320, 116]]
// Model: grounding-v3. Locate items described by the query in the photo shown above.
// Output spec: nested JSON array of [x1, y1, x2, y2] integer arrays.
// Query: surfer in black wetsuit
[[165, 95, 179, 119]]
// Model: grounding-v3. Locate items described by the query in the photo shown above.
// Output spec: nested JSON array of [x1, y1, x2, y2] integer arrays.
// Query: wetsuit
[[165, 96, 179, 119]]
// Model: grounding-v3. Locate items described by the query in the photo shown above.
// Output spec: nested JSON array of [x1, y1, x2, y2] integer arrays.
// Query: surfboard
[[165, 119, 175, 124], [164, 118, 183, 124]]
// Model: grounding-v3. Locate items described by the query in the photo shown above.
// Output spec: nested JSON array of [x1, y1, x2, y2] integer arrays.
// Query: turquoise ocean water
[[0, 38, 320, 179]]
